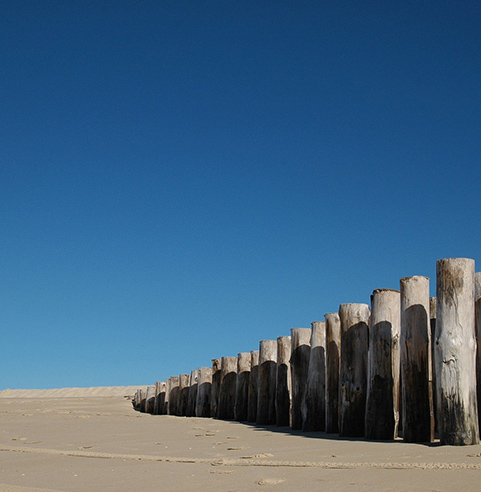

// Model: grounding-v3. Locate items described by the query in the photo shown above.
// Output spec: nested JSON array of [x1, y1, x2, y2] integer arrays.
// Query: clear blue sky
[[1, 1, 480, 389]]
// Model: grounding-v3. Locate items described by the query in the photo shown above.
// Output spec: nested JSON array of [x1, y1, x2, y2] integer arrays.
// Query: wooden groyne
[[133, 258, 481, 446]]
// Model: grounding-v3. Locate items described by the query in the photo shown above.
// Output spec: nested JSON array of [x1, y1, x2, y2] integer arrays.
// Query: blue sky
[[1, 1, 480, 389]]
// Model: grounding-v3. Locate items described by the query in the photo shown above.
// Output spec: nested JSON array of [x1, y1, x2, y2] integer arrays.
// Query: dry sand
[[1, 389, 481, 491]]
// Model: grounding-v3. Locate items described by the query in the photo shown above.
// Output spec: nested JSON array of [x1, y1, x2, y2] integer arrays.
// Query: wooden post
[[164, 379, 171, 415], [276, 336, 291, 427], [302, 321, 326, 431], [179, 374, 190, 416], [257, 340, 277, 425], [168, 376, 180, 416], [476, 272, 481, 432], [247, 350, 259, 422], [430, 296, 438, 433], [339, 303, 370, 437], [195, 366, 212, 417], [400, 276, 434, 442], [325, 312, 341, 434], [186, 369, 199, 417], [365, 289, 401, 440], [235, 352, 251, 421], [290, 328, 311, 430], [139, 388, 147, 413], [145, 385, 156, 414], [217, 356, 237, 420], [211, 358, 221, 419], [436, 258, 480, 445], [154, 381, 166, 415]]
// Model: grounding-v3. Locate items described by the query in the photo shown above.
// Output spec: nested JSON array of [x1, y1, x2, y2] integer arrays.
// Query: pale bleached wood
[[476, 272, 481, 432], [436, 258, 479, 445], [186, 369, 198, 417], [168, 376, 180, 416], [430, 296, 438, 433]]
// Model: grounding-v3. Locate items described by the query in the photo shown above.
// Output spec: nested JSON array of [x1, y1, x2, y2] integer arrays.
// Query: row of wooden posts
[[133, 258, 481, 446]]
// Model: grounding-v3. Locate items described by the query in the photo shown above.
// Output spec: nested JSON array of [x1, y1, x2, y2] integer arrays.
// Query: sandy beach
[[1, 390, 481, 491]]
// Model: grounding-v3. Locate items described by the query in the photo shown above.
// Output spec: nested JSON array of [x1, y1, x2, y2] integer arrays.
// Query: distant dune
[[0, 385, 145, 398]]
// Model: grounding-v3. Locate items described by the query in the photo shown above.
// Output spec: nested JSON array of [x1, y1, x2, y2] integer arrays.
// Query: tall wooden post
[[276, 336, 291, 427], [257, 340, 277, 425], [475, 272, 481, 432], [179, 374, 190, 416], [235, 352, 251, 421], [400, 276, 434, 442], [168, 376, 180, 416], [139, 388, 147, 413], [247, 350, 259, 422], [195, 366, 212, 417], [430, 296, 438, 432], [339, 303, 370, 437], [186, 369, 199, 417], [290, 328, 311, 430], [325, 312, 341, 433], [217, 356, 237, 420], [436, 258, 479, 445], [211, 358, 221, 418], [154, 381, 166, 415], [164, 379, 171, 415], [302, 321, 326, 431], [365, 289, 401, 440]]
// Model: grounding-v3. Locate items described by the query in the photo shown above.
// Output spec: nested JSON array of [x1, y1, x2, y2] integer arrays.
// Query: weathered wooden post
[[247, 350, 259, 422], [168, 376, 180, 416], [186, 369, 199, 417], [436, 258, 480, 445], [325, 312, 341, 433], [400, 276, 434, 442], [476, 272, 481, 431], [257, 340, 277, 425], [365, 290, 401, 440], [276, 336, 291, 427], [217, 356, 237, 420], [179, 374, 190, 416], [339, 303, 370, 437], [154, 381, 166, 415], [145, 385, 156, 414], [302, 321, 326, 431], [290, 328, 311, 430], [211, 358, 221, 418], [235, 352, 251, 421], [195, 366, 213, 417], [430, 296, 438, 432], [164, 379, 171, 415], [139, 388, 147, 413]]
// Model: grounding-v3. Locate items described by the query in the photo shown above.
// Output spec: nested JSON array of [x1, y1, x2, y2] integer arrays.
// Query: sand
[[1, 389, 481, 491]]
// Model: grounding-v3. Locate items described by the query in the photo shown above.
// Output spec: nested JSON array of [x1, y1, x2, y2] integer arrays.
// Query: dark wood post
[[290, 328, 311, 430], [186, 369, 198, 417], [247, 350, 259, 422], [276, 336, 291, 427], [257, 340, 277, 425], [400, 276, 434, 442], [339, 303, 370, 437], [302, 321, 326, 431], [325, 312, 341, 433], [235, 352, 251, 421], [217, 356, 237, 420], [195, 366, 212, 417], [211, 358, 221, 418]]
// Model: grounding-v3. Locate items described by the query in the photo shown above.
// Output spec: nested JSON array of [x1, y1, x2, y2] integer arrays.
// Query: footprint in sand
[[257, 478, 285, 485]]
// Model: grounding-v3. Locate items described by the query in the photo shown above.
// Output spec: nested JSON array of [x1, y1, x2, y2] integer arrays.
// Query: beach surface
[[1, 388, 481, 491]]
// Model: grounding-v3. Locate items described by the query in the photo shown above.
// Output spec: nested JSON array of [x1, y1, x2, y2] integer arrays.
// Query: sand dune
[[0, 386, 144, 399]]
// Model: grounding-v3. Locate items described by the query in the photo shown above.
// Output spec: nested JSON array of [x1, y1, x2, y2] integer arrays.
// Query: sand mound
[[0, 386, 144, 398]]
